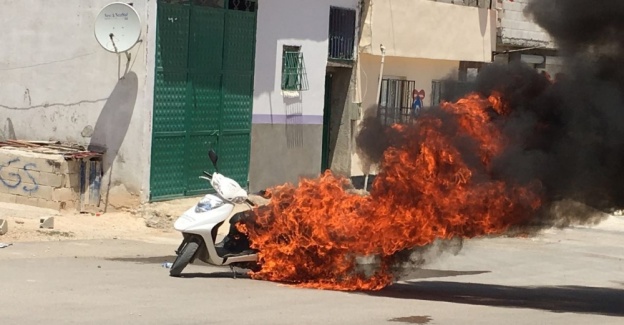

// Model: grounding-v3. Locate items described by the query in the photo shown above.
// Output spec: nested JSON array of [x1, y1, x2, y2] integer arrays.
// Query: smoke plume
[[358, 0, 624, 227], [238, 0, 624, 290]]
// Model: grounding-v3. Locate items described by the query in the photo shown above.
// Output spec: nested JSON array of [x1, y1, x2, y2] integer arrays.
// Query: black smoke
[[357, 0, 624, 228], [354, 108, 389, 171]]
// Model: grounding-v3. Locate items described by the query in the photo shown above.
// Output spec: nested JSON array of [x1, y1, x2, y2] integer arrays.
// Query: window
[[431, 79, 475, 106], [328, 7, 356, 60], [378, 77, 416, 126], [281, 46, 309, 91]]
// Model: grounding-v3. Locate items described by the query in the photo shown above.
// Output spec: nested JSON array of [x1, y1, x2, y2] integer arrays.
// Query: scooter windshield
[[195, 195, 225, 213]]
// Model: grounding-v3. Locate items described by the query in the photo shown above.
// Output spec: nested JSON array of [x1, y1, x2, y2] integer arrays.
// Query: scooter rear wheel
[[169, 240, 200, 277]]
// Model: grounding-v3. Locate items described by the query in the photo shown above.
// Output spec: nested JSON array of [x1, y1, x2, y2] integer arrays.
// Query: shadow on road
[[368, 280, 624, 317], [178, 272, 252, 279], [398, 269, 490, 280], [108, 255, 177, 264]]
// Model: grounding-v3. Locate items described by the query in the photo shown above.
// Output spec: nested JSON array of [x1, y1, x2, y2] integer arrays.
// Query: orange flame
[[240, 93, 543, 291]]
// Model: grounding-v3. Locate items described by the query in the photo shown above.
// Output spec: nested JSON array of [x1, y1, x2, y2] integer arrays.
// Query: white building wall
[[252, 0, 359, 122], [249, 0, 360, 192], [0, 0, 155, 206], [361, 0, 495, 62]]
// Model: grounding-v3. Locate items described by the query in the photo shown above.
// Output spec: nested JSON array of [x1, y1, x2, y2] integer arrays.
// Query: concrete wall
[[351, 53, 459, 176], [0, 149, 80, 211], [360, 0, 495, 62], [496, 0, 555, 48], [0, 0, 156, 207], [325, 66, 357, 178], [249, 0, 359, 192]]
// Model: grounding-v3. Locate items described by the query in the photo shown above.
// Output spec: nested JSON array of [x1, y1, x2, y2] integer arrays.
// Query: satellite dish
[[94, 2, 142, 53]]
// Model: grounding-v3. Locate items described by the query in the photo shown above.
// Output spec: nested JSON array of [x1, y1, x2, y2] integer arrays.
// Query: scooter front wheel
[[169, 240, 200, 277]]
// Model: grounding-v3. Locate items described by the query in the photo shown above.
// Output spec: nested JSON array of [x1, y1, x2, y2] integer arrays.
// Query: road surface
[[1, 217, 623, 324]]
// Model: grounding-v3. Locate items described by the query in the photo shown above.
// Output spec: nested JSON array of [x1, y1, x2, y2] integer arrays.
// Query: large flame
[[239, 93, 543, 291]]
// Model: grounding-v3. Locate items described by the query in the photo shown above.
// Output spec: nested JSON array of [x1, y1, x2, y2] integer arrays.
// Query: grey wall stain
[[81, 125, 94, 138]]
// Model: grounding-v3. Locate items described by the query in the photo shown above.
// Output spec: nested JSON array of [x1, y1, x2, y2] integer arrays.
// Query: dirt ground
[[0, 195, 270, 243], [0, 196, 215, 243], [0, 202, 177, 243]]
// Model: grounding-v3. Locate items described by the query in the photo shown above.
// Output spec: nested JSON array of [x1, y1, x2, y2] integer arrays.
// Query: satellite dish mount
[[94, 2, 142, 72]]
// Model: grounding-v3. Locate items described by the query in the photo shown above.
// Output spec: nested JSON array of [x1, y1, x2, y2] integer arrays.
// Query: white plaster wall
[[497, 0, 555, 48], [0, 0, 155, 205], [351, 53, 459, 176], [252, 0, 359, 121], [361, 0, 495, 62]]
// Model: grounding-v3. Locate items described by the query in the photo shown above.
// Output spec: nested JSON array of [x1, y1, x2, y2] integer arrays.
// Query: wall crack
[[0, 98, 109, 111]]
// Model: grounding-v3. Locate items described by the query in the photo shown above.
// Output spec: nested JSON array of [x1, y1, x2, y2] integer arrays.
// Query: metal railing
[[328, 7, 356, 60], [431, 0, 491, 8], [431, 80, 475, 106], [282, 49, 309, 91], [377, 79, 417, 126]]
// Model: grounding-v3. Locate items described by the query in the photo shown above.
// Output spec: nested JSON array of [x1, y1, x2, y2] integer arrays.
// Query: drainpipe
[[375, 44, 387, 114], [364, 43, 386, 192]]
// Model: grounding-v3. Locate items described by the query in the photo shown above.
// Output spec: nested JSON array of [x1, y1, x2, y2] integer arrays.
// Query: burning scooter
[[169, 149, 261, 277]]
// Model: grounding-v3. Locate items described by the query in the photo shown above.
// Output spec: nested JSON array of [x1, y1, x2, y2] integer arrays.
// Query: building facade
[[0, 0, 360, 208], [350, 0, 496, 177], [0, 0, 153, 209], [248, 0, 360, 193]]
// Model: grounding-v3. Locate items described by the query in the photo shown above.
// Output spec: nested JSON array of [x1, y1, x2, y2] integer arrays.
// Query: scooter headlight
[[195, 195, 224, 213]]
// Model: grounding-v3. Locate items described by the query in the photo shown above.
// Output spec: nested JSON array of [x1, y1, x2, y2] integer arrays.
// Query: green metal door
[[150, 0, 257, 201]]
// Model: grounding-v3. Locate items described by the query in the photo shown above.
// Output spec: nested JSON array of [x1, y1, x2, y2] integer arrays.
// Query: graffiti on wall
[[0, 158, 39, 192]]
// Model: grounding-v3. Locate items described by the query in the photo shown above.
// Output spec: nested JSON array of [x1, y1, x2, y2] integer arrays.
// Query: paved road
[[1, 217, 623, 325]]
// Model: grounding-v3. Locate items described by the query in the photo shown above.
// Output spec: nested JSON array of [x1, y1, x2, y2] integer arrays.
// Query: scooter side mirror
[[208, 149, 219, 170]]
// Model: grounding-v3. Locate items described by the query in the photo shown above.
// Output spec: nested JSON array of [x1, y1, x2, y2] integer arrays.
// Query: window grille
[[328, 7, 356, 60], [378, 78, 416, 126], [281, 46, 309, 91]]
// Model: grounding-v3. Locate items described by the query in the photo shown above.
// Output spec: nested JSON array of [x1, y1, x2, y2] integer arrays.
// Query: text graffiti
[[0, 158, 39, 192]]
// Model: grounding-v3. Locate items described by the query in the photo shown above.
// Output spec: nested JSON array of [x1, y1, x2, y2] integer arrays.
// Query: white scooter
[[169, 149, 259, 277]]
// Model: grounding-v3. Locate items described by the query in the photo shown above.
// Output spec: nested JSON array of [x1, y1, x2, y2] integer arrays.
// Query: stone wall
[[496, 0, 555, 48], [0, 148, 83, 211]]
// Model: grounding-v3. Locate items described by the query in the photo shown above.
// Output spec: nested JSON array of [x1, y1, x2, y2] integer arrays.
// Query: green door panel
[[150, 0, 257, 201]]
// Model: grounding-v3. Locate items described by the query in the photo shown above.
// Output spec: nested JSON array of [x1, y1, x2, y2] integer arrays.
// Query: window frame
[[281, 45, 308, 91]]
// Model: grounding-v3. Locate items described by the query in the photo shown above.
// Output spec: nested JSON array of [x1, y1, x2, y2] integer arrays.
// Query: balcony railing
[[328, 7, 356, 60], [378, 78, 478, 126], [431, 0, 490, 8], [431, 80, 475, 106], [378, 79, 417, 126]]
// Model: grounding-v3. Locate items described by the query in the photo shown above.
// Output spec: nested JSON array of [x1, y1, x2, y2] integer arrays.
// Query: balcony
[[431, 0, 490, 8], [378, 78, 417, 126], [328, 6, 356, 61]]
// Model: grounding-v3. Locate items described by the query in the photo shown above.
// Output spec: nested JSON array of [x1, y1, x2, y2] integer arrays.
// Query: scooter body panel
[[170, 167, 259, 275], [173, 195, 257, 266], [173, 195, 233, 232]]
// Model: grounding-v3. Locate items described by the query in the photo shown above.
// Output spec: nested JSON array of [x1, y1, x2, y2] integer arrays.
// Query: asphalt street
[[1, 217, 623, 325]]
